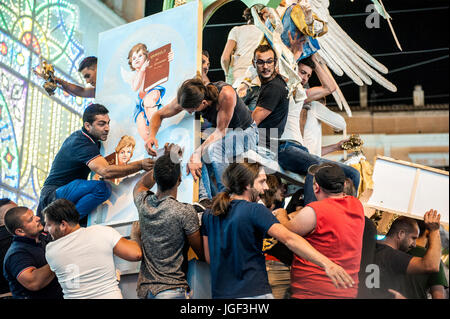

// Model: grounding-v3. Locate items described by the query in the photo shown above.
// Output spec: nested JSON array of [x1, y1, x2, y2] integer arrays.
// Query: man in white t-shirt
[[42, 199, 142, 299], [277, 53, 361, 205], [221, 6, 264, 86]]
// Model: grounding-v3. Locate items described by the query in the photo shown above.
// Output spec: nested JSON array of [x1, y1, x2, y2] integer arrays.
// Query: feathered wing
[[120, 66, 135, 88], [310, 0, 397, 93]]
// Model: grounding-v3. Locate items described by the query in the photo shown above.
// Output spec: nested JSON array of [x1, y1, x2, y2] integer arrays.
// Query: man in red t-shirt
[[276, 163, 365, 298]]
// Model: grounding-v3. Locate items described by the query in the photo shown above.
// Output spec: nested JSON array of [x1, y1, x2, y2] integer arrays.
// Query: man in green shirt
[[406, 220, 448, 299]]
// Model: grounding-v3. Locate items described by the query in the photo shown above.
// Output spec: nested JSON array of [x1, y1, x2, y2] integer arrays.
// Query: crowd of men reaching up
[[0, 2, 447, 300]]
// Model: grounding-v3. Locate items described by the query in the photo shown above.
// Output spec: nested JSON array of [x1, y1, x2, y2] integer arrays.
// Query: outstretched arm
[[268, 223, 354, 289], [56, 77, 96, 98], [305, 54, 336, 103], [88, 156, 154, 180], [34, 69, 95, 98], [147, 98, 184, 156]]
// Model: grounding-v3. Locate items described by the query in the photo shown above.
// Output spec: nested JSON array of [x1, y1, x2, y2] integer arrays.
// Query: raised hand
[[423, 209, 441, 232]]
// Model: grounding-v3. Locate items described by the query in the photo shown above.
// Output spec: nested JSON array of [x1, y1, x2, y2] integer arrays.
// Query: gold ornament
[[40, 59, 58, 96], [341, 134, 364, 152]]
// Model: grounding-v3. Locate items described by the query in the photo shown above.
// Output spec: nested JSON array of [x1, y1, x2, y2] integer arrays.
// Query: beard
[[249, 188, 262, 202], [398, 239, 411, 253]]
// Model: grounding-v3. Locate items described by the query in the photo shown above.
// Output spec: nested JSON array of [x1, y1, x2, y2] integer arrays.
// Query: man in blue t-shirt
[[3, 206, 62, 299], [201, 161, 355, 299], [37, 103, 154, 220]]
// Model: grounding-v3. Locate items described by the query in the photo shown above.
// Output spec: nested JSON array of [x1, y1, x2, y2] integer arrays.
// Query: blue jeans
[[203, 122, 259, 192], [277, 141, 360, 205], [146, 287, 189, 299], [198, 163, 218, 200], [55, 179, 111, 219]]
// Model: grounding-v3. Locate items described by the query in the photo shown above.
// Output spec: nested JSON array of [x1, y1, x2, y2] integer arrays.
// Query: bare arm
[[194, 86, 235, 157], [133, 169, 156, 199], [147, 98, 184, 155], [202, 236, 210, 264], [55, 77, 95, 98], [187, 230, 205, 262], [113, 238, 142, 261], [188, 87, 236, 180], [131, 60, 149, 92], [321, 141, 344, 156], [407, 209, 442, 274], [221, 39, 236, 76], [252, 106, 272, 125], [275, 206, 316, 237], [17, 265, 55, 291], [88, 156, 154, 180], [305, 54, 336, 103], [268, 223, 354, 288]]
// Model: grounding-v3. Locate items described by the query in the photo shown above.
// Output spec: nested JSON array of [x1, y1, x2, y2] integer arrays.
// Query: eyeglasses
[[254, 58, 275, 66]]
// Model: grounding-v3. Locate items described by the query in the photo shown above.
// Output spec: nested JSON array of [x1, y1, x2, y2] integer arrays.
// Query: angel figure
[[122, 43, 173, 142], [252, 0, 397, 116]]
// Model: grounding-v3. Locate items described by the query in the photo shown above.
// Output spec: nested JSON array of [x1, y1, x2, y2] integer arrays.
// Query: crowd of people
[[1, 1, 448, 300]]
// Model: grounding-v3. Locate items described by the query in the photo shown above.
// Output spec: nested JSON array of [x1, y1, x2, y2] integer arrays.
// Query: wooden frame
[[366, 155, 449, 226]]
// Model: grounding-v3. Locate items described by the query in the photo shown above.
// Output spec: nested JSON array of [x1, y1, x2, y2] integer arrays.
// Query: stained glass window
[[0, 0, 91, 210]]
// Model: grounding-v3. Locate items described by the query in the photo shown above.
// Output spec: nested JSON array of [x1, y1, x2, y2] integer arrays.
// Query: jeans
[[146, 287, 189, 299], [203, 122, 259, 192], [277, 141, 360, 205], [198, 163, 218, 200], [55, 179, 112, 219]]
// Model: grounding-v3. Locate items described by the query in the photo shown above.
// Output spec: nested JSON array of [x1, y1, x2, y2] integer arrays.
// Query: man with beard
[[3, 207, 63, 299], [371, 211, 442, 298], [251, 45, 289, 150], [200, 161, 355, 299], [42, 199, 142, 299], [37, 103, 154, 221]]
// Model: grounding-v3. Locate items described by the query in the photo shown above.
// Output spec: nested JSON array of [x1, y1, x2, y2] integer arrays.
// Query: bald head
[[0, 198, 17, 227]]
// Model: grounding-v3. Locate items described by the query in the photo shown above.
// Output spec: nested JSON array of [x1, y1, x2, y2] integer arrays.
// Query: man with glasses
[[251, 44, 290, 150]]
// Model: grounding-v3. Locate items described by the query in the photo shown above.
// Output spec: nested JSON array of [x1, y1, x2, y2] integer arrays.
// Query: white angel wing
[[120, 66, 134, 87], [310, 0, 397, 93]]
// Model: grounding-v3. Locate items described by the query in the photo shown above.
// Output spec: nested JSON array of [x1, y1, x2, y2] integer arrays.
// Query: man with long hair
[[200, 161, 354, 299]]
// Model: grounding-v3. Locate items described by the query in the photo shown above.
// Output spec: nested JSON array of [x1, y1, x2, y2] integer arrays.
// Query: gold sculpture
[[341, 134, 364, 152], [39, 58, 58, 96]]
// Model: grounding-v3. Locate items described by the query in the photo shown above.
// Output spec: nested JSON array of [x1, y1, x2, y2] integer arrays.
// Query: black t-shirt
[[371, 242, 413, 299], [200, 81, 253, 130], [357, 217, 378, 298], [255, 74, 289, 148], [0, 226, 13, 294]]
